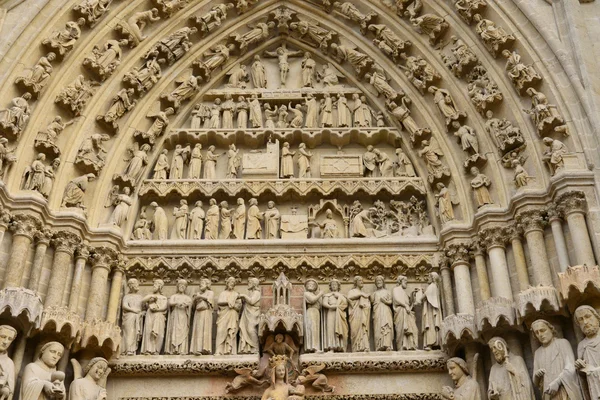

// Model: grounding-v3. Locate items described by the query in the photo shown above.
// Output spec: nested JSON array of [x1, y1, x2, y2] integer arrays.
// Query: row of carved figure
[[443, 306, 600, 400], [0, 325, 110, 400], [131, 197, 432, 240], [190, 93, 385, 130], [121, 274, 442, 356]]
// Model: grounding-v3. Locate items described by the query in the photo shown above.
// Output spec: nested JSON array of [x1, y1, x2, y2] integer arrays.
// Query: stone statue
[[194, 3, 233, 33], [365, 64, 401, 100], [132, 210, 152, 240], [204, 199, 219, 240], [392, 275, 417, 350], [123, 52, 162, 93], [61, 174, 96, 212], [171, 199, 189, 240], [368, 24, 411, 58], [542, 137, 568, 175], [188, 201, 205, 239], [318, 210, 339, 239], [418, 272, 442, 350], [443, 36, 478, 77], [239, 278, 261, 354], [188, 143, 202, 179], [246, 198, 262, 239], [265, 103, 277, 129], [335, 94, 351, 128], [386, 98, 430, 143], [442, 357, 481, 400], [0, 326, 16, 399], [347, 276, 371, 352], [117, 8, 160, 45], [215, 277, 242, 355], [169, 144, 190, 179], [204, 145, 221, 179], [231, 22, 275, 54], [575, 305, 600, 399], [454, 0, 486, 24], [410, 14, 448, 45], [149, 202, 168, 240], [334, 2, 377, 34], [107, 187, 133, 227], [153, 149, 169, 179], [190, 278, 214, 355], [22, 154, 48, 194], [428, 86, 466, 130], [371, 275, 394, 351], [147, 27, 196, 65], [232, 198, 246, 239], [418, 139, 450, 182], [165, 279, 192, 355], [363, 145, 377, 177], [375, 149, 393, 177], [236, 96, 248, 129], [83, 39, 127, 79], [280, 142, 295, 178], [435, 183, 455, 224], [55, 75, 98, 116], [75, 133, 110, 172], [264, 201, 280, 239], [524, 88, 568, 136], [531, 319, 584, 400], [163, 75, 199, 109], [402, 55, 441, 95], [122, 143, 151, 184], [36, 116, 74, 146], [329, 43, 372, 76], [301, 52, 316, 88], [194, 44, 234, 80], [473, 14, 515, 58], [501, 50, 541, 93], [510, 157, 531, 188], [15, 53, 56, 95], [141, 279, 168, 354], [261, 355, 305, 400], [395, 148, 416, 177], [97, 88, 136, 132], [121, 278, 143, 355], [42, 20, 82, 56], [303, 94, 318, 128], [21, 342, 65, 400], [350, 205, 378, 238], [453, 124, 480, 157], [484, 111, 523, 152], [487, 336, 534, 400], [322, 279, 348, 352], [318, 63, 343, 87], [221, 94, 235, 129], [297, 143, 313, 178], [297, 364, 333, 394], [304, 279, 322, 353], [469, 167, 492, 207], [227, 144, 240, 178], [290, 19, 335, 51], [68, 357, 110, 400], [264, 44, 303, 87], [0, 93, 32, 138], [251, 55, 267, 88], [249, 95, 263, 128]]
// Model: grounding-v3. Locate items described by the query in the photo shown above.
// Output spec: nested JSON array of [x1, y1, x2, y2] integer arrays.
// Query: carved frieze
[[300, 351, 447, 372], [110, 355, 258, 376]]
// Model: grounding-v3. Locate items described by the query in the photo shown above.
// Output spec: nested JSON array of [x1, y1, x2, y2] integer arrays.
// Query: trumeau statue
[[347, 276, 371, 352], [21, 342, 66, 400], [0, 326, 16, 399], [121, 278, 143, 355], [141, 279, 168, 355], [322, 279, 348, 352], [61, 173, 95, 212], [69, 357, 110, 400], [442, 356, 481, 400], [392, 275, 418, 350], [575, 305, 600, 399], [15, 53, 56, 96], [190, 278, 214, 355], [487, 336, 534, 400], [303, 279, 322, 353], [238, 277, 261, 354], [532, 319, 584, 400], [215, 277, 242, 355], [165, 279, 192, 355], [371, 275, 394, 351]]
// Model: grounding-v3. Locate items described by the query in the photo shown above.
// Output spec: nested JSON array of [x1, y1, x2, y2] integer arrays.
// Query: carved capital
[[75, 242, 91, 259], [545, 204, 563, 222], [556, 191, 587, 216], [0, 205, 12, 228], [445, 243, 472, 268], [90, 246, 118, 270], [479, 226, 507, 249], [113, 255, 127, 274], [516, 209, 545, 233], [51, 231, 81, 255], [34, 227, 53, 245], [9, 214, 42, 240], [505, 223, 523, 241]]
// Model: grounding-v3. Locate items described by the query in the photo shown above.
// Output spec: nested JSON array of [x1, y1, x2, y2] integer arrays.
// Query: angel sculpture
[[123, 51, 163, 93], [230, 22, 275, 54], [290, 19, 335, 51], [225, 368, 267, 393], [135, 107, 174, 144], [333, 2, 377, 35], [120, 143, 151, 184], [107, 186, 133, 227], [329, 43, 373, 76], [194, 43, 235, 80], [162, 75, 199, 109], [502, 149, 533, 188], [69, 358, 110, 400], [441, 354, 481, 399], [297, 364, 334, 393], [418, 138, 450, 183]]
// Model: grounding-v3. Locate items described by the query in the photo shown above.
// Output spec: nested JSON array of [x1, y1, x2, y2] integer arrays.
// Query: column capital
[[112, 255, 127, 274], [75, 242, 91, 260], [9, 214, 41, 240], [479, 226, 507, 249], [545, 204, 563, 222], [0, 205, 12, 229], [34, 227, 53, 245], [506, 223, 523, 241], [516, 209, 546, 233], [51, 231, 81, 255], [445, 242, 472, 268], [556, 191, 587, 215], [90, 246, 118, 271]]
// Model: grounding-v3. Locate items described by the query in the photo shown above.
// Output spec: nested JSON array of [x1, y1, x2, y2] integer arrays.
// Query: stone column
[[546, 205, 570, 271], [11, 333, 27, 381], [27, 228, 52, 292], [106, 261, 125, 323], [0, 205, 12, 245], [473, 243, 491, 301], [45, 231, 80, 308], [517, 209, 553, 286], [507, 224, 530, 291], [68, 243, 90, 312], [439, 265, 455, 316], [85, 247, 117, 321], [480, 226, 513, 300], [446, 243, 475, 314], [557, 191, 596, 266], [3, 214, 40, 288]]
